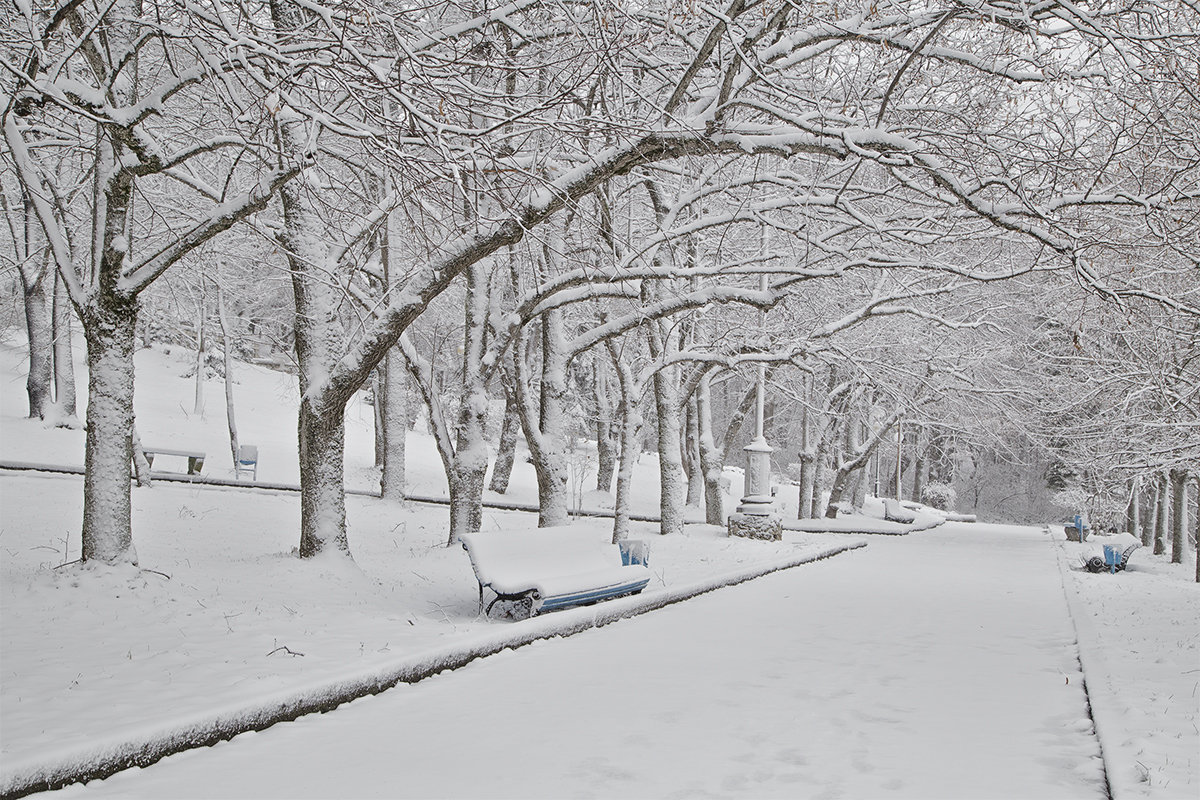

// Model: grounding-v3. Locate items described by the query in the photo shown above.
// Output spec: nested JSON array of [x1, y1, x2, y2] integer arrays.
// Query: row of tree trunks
[[1132, 473, 1198, 583]]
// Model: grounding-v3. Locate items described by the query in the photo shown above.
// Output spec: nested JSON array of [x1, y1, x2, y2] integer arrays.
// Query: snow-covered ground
[[1, 335, 1197, 799]]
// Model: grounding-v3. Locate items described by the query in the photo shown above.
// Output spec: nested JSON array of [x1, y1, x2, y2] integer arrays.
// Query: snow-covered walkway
[[58, 522, 1107, 799]]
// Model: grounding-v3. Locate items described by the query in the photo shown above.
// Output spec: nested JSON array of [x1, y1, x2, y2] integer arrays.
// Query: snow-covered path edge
[[1050, 527, 1116, 800], [0, 541, 867, 799]]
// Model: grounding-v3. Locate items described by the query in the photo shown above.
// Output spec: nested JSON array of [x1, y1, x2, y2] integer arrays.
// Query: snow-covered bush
[[920, 483, 957, 511]]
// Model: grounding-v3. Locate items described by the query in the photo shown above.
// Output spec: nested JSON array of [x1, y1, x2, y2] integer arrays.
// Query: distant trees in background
[[1, 1, 1196, 579]]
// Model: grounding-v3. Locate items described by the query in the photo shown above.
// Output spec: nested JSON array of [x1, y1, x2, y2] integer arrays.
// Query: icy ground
[[1, 336, 1197, 799]]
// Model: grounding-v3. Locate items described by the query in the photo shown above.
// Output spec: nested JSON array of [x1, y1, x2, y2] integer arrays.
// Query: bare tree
[[4, 1, 300, 564]]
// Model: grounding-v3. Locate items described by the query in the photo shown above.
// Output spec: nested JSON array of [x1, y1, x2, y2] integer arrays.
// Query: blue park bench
[[1084, 534, 1141, 574], [1064, 514, 1091, 542], [460, 530, 651, 619], [235, 444, 259, 480]]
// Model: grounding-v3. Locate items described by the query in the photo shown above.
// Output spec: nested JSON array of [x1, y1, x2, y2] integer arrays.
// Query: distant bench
[[882, 498, 917, 524], [141, 447, 205, 476], [235, 444, 258, 481], [460, 531, 651, 619]]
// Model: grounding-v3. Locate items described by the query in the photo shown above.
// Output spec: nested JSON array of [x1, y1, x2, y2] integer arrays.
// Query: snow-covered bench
[[460, 531, 651, 619], [142, 447, 205, 476], [234, 444, 258, 480], [882, 498, 917, 524], [1083, 532, 1141, 574]]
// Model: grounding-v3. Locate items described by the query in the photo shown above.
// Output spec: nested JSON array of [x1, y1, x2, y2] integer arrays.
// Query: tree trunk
[[80, 295, 139, 564], [447, 340, 490, 541], [373, 370, 385, 467], [825, 466, 853, 518], [53, 269, 78, 423], [192, 295, 206, 415], [1139, 482, 1155, 547], [606, 341, 639, 543], [910, 438, 926, 504], [720, 381, 758, 467], [297, 400, 349, 557], [695, 373, 724, 525], [79, 116, 141, 565], [811, 441, 829, 521], [447, 379, 488, 541], [851, 465, 869, 509], [825, 414, 861, 516], [797, 451, 816, 519], [1170, 468, 1188, 564], [270, 16, 355, 559], [1126, 479, 1140, 540], [593, 361, 618, 493], [519, 305, 571, 528], [1153, 473, 1167, 555], [278, 197, 351, 557], [449, 464, 485, 536], [684, 396, 703, 506], [130, 425, 152, 487], [216, 279, 239, 468], [488, 385, 520, 494], [379, 348, 408, 502], [652, 364, 685, 536], [20, 257, 55, 421]]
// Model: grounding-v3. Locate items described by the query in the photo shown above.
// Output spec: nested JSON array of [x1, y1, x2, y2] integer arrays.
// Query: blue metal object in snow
[[1103, 545, 1121, 574], [1068, 514, 1090, 541], [618, 539, 649, 567]]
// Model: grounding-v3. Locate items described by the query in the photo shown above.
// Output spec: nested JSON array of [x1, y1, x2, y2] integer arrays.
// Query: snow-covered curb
[[1048, 527, 1116, 799], [0, 541, 866, 798], [783, 516, 944, 535], [0, 461, 683, 521]]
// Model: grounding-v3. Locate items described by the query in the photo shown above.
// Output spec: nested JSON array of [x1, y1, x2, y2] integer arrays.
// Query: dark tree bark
[[488, 378, 521, 494], [80, 289, 138, 563], [297, 400, 349, 556]]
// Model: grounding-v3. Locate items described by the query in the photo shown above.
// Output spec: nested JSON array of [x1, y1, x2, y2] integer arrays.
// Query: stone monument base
[[728, 511, 783, 542]]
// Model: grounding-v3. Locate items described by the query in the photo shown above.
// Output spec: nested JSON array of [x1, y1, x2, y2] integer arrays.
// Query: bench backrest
[[460, 531, 624, 591]]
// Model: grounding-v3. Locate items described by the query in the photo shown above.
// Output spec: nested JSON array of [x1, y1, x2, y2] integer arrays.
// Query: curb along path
[[0, 543, 865, 799], [48, 524, 1109, 799]]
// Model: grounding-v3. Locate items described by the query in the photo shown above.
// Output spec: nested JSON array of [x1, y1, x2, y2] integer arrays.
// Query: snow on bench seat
[[460, 530, 651, 618]]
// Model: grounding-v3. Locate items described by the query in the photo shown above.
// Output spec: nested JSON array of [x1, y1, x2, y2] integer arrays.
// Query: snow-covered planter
[[920, 483, 957, 511]]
